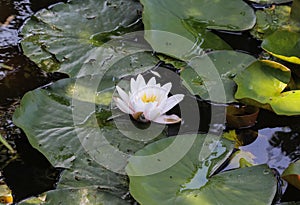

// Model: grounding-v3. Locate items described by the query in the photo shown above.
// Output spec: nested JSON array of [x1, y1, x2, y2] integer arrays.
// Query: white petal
[[116, 86, 129, 103], [130, 78, 137, 94], [131, 98, 146, 113], [147, 77, 156, 86], [161, 82, 172, 93], [114, 97, 133, 114], [161, 94, 184, 113], [131, 74, 146, 94], [143, 102, 160, 120], [153, 114, 181, 124], [150, 70, 161, 78]]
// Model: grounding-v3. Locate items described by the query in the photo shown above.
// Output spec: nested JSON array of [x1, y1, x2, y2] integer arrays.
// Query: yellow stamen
[[141, 93, 157, 103]]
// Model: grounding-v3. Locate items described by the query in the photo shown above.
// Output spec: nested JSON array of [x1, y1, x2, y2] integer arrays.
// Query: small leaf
[[282, 160, 300, 190], [251, 6, 292, 40], [234, 60, 300, 115], [262, 30, 300, 64]]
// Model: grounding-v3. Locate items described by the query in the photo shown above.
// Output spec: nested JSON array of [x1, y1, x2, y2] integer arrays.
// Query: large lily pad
[[181, 51, 256, 103], [262, 30, 300, 64], [13, 53, 165, 202], [234, 60, 300, 115], [18, 188, 130, 205], [21, 0, 143, 76], [126, 134, 277, 205], [140, 0, 256, 56]]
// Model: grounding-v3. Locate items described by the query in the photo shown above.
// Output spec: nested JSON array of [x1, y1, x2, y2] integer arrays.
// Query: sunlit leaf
[[282, 160, 300, 190], [262, 30, 300, 64], [126, 134, 277, 205], [0, 183, 13, 204], [234, 60, 300, 115], [225, 150, 256, 170]]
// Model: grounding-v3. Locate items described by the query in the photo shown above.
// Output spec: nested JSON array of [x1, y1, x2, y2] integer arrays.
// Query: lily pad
[[262, 30, 300, 64], [140, 0, 256, 56], [251, 6, 292, 40], [21, 0, 143, 76], [234, 60, 300, 115], [18, 188, 130, 205], [126, 134, 277, 205], [13, 53, 166, 202], [180, 51, 256, 103], [282, 160, 300, 190]]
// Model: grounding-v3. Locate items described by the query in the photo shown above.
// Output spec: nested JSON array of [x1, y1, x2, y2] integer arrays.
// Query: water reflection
[[0, 0, 66, 202], [240, 127, 295, 174]]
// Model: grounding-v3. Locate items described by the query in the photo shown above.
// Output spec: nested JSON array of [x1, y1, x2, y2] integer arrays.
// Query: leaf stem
[[0, 134, 15, 153]]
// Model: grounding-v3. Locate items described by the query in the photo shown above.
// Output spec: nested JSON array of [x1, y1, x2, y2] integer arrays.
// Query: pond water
[[0, 0, 299, 204]]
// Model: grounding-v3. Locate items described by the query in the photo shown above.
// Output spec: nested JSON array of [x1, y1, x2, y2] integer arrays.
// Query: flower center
[[141, 93, 157, 103]]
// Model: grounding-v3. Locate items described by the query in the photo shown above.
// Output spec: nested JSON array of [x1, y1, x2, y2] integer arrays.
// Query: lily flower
[[114, 74, 184, 124]]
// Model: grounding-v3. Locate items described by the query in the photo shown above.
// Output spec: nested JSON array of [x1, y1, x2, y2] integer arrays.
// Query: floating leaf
[[181, 51, 256, 103], [18, 188, 130, 205], [223, 130, 243, 148], [262, 30, 300, 64], [282, 160, 300, 190], [21, 0, 143, 76], [0, 182, 13, 204], [251, 6, 292, 40], [234, 60, 300, 115], [225, 150, 256, 170], [290, 0, 300, 23], [13, 53, 163, 203], [140, 0, 256, 56], [126, 134, 277, 205]]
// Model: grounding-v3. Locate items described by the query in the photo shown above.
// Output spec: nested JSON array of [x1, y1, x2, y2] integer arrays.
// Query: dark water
[[0, 0, 299, 203], [0, 0, 66, 202]]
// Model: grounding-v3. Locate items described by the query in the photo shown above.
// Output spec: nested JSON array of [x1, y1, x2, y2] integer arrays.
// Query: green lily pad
[[262, 30, 300, 64], [140, 0, 256, 56], [282, 160, 300, 190], [234, 60, 300, 115], [251, 6, 292, 40], [126, 134, 277, 205], [18, 188, 130, 205], [180, 51, 256, 103], [248, 0, 292, 4], [13, 53, 165, 202], [21, 0, 143, 76]]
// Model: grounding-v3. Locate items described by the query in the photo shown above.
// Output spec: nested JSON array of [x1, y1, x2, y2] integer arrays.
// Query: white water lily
[[114, 74, 184, 124]]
